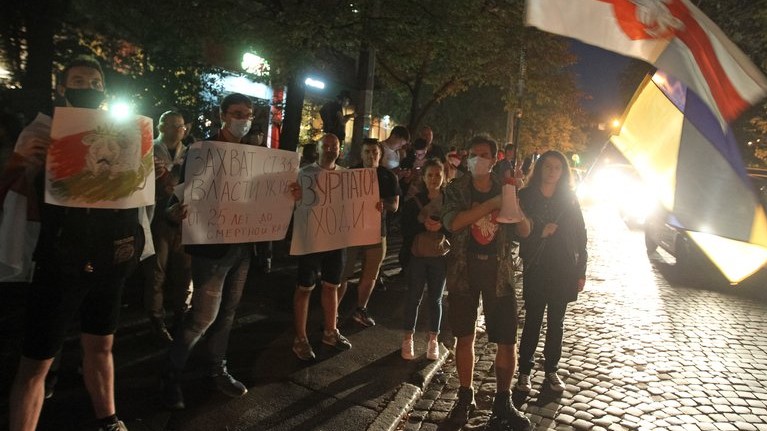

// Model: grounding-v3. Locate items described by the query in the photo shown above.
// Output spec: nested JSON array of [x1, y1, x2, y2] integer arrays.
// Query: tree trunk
[[281, 75, 305, 152], [19, 0, 63, 118]]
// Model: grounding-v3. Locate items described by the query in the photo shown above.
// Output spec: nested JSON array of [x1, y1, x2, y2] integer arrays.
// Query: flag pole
[[511, 47, 526, 170]]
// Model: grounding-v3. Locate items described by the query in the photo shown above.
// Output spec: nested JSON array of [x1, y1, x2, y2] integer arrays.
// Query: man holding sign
[[162, 93, 267, 410], [338, 138, 400, 328], [291, 133, 356, 361], [7, 56, 139, 431]]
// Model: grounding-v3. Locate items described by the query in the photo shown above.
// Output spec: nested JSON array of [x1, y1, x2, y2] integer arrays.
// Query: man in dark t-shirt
[[339, 138, 400, 327]]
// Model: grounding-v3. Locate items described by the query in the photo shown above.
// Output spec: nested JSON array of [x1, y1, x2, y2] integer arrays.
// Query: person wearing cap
[[319, 91, 354, 143]]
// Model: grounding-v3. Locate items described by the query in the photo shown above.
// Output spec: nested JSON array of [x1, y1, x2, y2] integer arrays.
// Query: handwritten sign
[[290, 167, 381, 255], [182, 141, 299, 245], [47, 107, 155, 209]]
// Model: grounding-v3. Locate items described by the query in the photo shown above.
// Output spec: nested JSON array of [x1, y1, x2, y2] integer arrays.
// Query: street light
[[304, 77, 325, 90], [241, 52, 270, 77]]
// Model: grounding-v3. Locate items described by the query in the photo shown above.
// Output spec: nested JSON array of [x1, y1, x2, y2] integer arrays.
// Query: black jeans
[[517, 298, 568, 374]]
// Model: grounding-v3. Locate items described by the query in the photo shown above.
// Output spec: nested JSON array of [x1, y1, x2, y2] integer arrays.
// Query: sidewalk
[[0, 236, 452, 431]]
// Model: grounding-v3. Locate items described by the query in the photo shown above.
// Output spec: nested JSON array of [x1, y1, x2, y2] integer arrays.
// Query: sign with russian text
[[290, 167, 381, 255], [182, 141, 299, 244], [46, 107, 155, 209]]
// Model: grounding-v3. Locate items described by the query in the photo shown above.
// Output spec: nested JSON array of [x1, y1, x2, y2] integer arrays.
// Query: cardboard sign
[[290, 167, 381, 255], [46, 107, 155, 208], [182, 141, 299, 245]]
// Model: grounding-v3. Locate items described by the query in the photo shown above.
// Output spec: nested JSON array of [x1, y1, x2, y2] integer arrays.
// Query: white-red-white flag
[[525, 0, 767, 126]]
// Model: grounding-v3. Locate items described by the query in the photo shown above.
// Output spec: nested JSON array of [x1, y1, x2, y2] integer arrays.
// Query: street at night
[[399, 203, 767, 431], [2, 202, 766, 430], [3, 2, 767, 431]]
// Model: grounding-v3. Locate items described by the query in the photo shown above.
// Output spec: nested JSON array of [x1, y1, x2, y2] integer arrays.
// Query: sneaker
[[492, 394, 531, 430], [97, 420, 128, 431], [161, 373, 185, 410], [210, 370, 248, 398], [322, 329, 352, 351], [447, 386, 476, 425], [293, 337, 316, 361], [546, 371, 565, 392], [401, 338, 415, 360], [515, 373, 532, 392], [426, 337, 440, 360], [352, 307, 376, 327]]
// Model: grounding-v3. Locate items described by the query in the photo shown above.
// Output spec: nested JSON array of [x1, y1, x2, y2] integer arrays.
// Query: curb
[[368, 345, 449, 431]]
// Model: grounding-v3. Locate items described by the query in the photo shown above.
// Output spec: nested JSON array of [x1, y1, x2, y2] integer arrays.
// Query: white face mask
[[227, 118, 252, 139], [467, 156, 493, 176]]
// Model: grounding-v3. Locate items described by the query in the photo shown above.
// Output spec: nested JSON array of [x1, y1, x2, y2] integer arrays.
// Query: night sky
[[570, 40, 633, 120]]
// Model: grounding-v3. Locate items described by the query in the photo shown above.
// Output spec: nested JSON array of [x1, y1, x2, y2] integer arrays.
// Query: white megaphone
[[496, 182, 524, 223]]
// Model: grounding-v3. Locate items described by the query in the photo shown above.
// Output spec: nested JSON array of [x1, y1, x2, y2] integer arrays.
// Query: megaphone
[[496, 182, 524, 224]]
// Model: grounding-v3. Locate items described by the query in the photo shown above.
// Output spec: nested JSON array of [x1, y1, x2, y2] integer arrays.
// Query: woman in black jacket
[[515, 150, 587, 393]]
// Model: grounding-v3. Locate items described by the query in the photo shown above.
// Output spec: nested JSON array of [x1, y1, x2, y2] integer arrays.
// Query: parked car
[[644, 167, 767, 272]]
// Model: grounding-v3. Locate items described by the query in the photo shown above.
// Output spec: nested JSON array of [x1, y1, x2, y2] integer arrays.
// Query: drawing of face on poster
[[46, 107, 155, 209]]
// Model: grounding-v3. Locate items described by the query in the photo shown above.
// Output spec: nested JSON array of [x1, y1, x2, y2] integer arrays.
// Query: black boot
[[447, 386, 476, 425], [492, 391, 531, 431], [209, 361, 247, 397]]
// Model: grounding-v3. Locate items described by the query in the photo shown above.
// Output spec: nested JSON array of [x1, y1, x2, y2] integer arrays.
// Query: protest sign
[[182, 141, 299, 244], [290, 167, 381, 255], [46, 107, 155, 208]]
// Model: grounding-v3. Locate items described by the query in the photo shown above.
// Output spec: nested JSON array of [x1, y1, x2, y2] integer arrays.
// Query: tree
[[0, 0, 226, 123], [362, 1, 586, 155], [0, 0, 588, 155]]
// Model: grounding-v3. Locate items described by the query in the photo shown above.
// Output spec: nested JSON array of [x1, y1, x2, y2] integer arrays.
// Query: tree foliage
[[0, 0, 588, 156]]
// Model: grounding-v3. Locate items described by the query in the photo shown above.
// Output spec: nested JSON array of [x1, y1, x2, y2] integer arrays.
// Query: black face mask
[[64, 88, 106, 109]]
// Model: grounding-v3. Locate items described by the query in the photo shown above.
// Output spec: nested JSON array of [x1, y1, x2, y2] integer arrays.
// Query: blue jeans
[[517, 298, 568, 374], [403, 256, 446, 333], [168, 244, 250, 372]]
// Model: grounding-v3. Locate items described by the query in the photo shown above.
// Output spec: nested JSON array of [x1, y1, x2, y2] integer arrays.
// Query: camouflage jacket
[[441, 174, 521, 297]]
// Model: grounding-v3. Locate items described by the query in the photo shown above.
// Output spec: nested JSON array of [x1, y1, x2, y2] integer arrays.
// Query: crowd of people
[[1, 55, 588, 431]]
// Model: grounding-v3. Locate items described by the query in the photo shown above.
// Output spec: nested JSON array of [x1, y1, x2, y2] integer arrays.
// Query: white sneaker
[[546, 371, 565, 392], [426, 337, 440, 360], [515, 373, 532, 392], [401, 338, 415, 360]]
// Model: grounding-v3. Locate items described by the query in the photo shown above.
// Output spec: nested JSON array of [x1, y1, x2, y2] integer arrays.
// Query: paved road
[[399, 205, 767, 431], [3, 204, 767, 430]]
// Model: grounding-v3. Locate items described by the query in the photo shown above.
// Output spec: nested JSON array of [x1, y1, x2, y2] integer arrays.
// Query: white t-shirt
[[381, 145, 400, 170]]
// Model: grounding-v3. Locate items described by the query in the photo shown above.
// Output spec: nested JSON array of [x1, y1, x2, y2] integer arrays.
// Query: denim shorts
[[297, 248, 346, 289], [447, 255, 518, 344]]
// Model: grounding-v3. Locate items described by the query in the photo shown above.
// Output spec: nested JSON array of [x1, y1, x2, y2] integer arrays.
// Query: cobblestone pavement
[[398, 205, 767, 431]]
